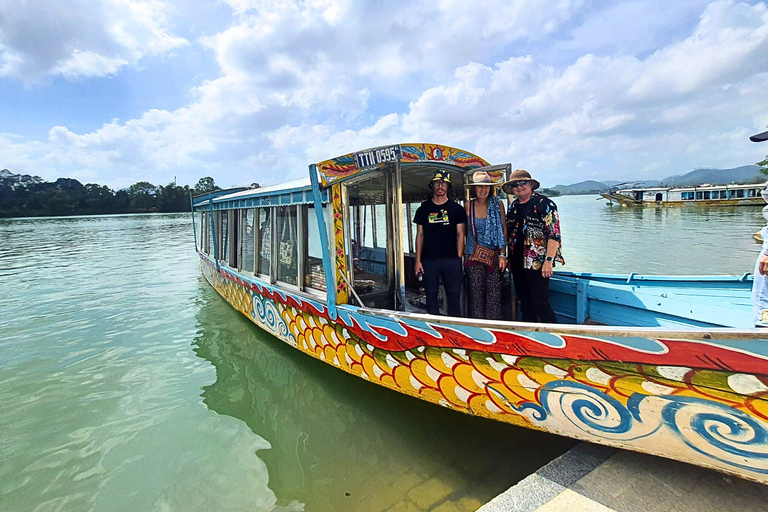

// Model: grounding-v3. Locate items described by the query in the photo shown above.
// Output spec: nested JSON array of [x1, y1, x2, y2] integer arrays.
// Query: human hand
[[541, 261, 553, 278], [760, 254, 768, 276], [499, 256, 507, 272], [415, 261, 424, 276]]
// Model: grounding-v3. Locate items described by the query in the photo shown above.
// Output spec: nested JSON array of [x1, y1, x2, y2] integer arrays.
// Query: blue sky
[[1, 0, 767, 190]]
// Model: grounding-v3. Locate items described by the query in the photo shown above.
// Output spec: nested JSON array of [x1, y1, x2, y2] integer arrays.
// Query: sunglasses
[[509, 181, 529, 188]]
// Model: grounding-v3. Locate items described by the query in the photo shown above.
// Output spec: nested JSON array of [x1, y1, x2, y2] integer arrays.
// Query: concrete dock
[[479, 443, 768, 512]]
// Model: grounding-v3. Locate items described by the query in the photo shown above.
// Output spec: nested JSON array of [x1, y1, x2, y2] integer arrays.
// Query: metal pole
[[309, 164, 337, 320]]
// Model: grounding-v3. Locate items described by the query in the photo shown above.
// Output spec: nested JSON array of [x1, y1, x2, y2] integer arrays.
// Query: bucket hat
[[428, 170, 452, 189], [502, 169, 541, 194]]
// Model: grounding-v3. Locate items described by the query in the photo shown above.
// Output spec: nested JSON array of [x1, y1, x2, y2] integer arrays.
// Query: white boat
[[602, 182, 767, 207]]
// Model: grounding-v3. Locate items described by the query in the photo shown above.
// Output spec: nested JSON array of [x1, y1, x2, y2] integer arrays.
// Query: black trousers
[[423, 257, 463, 316], [511, 266, 557, 323]]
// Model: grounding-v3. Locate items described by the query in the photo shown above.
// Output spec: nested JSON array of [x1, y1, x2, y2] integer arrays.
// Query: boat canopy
[[315, 143, 495, 188], [191, 142, 513, 314], [193, 177, 328, 210]]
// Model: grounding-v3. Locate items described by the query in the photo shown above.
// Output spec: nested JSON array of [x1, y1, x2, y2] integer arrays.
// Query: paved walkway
[[479, 443, 768, 512]]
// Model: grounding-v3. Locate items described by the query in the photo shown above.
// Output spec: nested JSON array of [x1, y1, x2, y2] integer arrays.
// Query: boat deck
[[550, 273, 754, 328]]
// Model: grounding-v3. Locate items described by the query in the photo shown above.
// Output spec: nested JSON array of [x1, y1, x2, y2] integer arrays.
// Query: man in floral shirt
[[503, 169, 563, 323]]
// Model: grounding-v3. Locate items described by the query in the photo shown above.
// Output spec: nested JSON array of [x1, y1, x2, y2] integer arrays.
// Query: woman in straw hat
[[503, 169, 564, 323], [464, 170, 507, 320]]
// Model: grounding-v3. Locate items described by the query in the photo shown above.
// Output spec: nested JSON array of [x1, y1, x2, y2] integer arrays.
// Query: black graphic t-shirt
[[413, 199, 467, 260]]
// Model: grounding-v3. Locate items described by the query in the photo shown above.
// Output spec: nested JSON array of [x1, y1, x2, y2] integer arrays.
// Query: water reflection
[[193, 284, 575, 512]]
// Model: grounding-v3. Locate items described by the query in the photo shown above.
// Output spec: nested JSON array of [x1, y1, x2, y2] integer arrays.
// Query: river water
[[1, 196, 764, 511]]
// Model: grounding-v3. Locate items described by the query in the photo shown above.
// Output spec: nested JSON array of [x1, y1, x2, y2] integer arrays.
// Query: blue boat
[[193, 142, 768, 483]]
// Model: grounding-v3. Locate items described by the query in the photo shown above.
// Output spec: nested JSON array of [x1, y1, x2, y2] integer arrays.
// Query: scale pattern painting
[[201, 256, 768, 483]]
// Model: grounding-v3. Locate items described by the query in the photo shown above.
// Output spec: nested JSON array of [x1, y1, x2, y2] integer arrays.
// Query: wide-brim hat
[[428, 170, 452, 189], [502, 169, 540, 194], [465, 170, 503, 187], [751, 130, 768, 143]]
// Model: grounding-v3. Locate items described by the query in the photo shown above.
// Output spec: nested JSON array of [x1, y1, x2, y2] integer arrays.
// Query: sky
[[1, 0, 767, 190]]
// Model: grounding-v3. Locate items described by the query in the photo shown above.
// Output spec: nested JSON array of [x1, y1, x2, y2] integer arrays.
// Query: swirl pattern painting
[[202, 255, 768, 483]]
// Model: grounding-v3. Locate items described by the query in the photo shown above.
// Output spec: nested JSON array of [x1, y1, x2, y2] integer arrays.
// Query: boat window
[[218, 211, 229, 263], [240, 209, 255, 273], [197, 211, 206, 253], [720, 190, 728, 199], [403, 203, 415, 253], [360, 204, 386, 249], [736, 189, 745, 198], [681, 192, 694, 200], [228, 210, 238, 268], [305, 203, 330, 292], [205, 212, 213, 255], [749, 188, 758, 198], [702, 191, 711, 200], [404, 202, 422, 254], [256, 208, 271, 277], [276, 205, 299, 286], [347, 171, 394, 309], [696, 191, 703, 200]]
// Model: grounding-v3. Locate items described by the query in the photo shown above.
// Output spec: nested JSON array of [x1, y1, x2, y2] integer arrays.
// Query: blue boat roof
[[194, 177, 327, 209]]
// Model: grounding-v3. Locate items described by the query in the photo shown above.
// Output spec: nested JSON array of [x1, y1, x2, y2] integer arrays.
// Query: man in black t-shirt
[[413, 170, 467, 316]]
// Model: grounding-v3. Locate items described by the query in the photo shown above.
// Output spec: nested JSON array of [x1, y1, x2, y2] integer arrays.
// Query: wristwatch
[[545, 256, 553, 262]]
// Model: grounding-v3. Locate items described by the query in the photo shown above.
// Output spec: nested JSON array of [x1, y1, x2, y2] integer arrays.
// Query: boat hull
[[601, 193, 764, 207], [638, 198, 764, 207], [201, 254, 768, 483]]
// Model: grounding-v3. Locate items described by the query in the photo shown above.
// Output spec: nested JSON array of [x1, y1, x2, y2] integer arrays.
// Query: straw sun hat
[[501, 169, 540, 194], [464, 170, 503, 188]]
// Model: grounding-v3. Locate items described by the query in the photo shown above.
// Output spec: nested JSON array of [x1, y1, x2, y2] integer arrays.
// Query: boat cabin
[[615, 182, 766, 204], [192, 143, 507, 315], [192, 142, 757, 329]]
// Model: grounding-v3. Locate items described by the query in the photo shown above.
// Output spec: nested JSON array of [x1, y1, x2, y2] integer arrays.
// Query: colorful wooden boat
[[601, 182, 767, 207], [192, 143, 768, 483]]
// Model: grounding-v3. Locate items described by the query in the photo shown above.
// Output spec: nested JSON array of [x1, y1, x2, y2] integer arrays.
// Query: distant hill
[[551, 180, 610, 195], [553, 164, 764, 195], [660, 165, 763, 187]]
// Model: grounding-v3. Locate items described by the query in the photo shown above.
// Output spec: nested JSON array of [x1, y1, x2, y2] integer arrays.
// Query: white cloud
[[1, 0, 767, 191], [401, 1, 768, 184], [0, 0, 188, 83]]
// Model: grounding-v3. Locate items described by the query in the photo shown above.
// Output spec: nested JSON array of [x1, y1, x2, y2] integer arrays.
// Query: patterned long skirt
[[465, 262, 502, 320]]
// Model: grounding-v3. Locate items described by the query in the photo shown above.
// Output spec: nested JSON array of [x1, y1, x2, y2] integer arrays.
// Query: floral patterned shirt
[[506, 193, 564, 270]]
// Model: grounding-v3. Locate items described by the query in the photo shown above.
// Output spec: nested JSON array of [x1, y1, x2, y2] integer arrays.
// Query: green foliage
[[539, 187, 561, 197], [0, 170, 198, 218], [758, 156, 768, 175], [194, 176, 219, 194]]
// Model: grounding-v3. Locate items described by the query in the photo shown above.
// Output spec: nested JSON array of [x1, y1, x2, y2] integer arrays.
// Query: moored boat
[[193, 143, 768, 483], [601, 182, 767, 207]]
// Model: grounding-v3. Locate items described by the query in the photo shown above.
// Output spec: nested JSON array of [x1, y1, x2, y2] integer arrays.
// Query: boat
[[192, 143, 768, 483], [601, 182, 767, 207]]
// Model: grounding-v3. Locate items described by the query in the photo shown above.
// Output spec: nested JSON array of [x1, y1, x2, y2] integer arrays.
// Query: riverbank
[[480, 442, 768, 512]]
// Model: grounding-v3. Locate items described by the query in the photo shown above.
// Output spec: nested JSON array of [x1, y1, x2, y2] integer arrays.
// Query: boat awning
[[193, 178, 328, 210], [315, 142, 490, 187]]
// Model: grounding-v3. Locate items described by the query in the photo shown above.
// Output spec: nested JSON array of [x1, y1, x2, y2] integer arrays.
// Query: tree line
[[0, 170, 222, 218]]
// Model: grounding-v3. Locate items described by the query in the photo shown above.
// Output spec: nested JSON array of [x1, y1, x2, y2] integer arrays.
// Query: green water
[[1, 197, 764, 511]]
